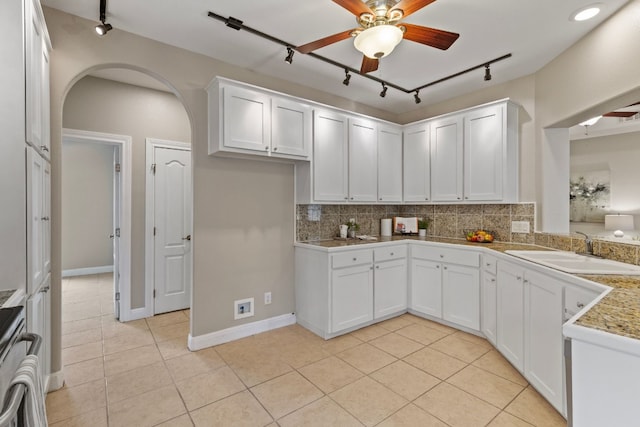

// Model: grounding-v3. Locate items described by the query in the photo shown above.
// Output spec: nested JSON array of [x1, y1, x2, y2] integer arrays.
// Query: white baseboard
[[188, 313, 296, 351], [47, 369, 64, 392], [62, 265, 114, 277]]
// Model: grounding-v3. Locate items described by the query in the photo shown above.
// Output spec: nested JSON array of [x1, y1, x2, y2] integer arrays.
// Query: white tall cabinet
[[1, 0, 52, 389]]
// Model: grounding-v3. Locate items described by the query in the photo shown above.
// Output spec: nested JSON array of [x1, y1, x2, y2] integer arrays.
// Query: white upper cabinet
[[313, 110, 349, 202], [430, 115, 464, 201], [403, 123, 430, 202], [271, 97, 312, 157], [222, 85, 271, 153], [26, 0, 51, 158], [26, 146, 50, 295], [208, 78, 311, 160], [348, 117, 378, 202], [377, 125, 403, 203]]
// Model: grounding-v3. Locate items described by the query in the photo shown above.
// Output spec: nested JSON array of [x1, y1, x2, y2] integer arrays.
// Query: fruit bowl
[[464, 229, 495, 243]]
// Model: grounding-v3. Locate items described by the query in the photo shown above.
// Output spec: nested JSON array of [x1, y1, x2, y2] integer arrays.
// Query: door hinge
[[115, 228, 120, 237], [115, 163, 121, 173], [153, 289, 156, 298], [153, 226, 156, 236], [151, 163, 156, 174], [115, 292, 120, 301]]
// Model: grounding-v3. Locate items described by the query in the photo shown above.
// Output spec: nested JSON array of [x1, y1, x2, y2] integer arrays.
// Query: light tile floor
[[47, 273, 567, 426]]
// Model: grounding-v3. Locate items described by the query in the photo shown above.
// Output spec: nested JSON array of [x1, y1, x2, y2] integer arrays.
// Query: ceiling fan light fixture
[[571, 4, 602, 21], [354, 25, 403, 59]]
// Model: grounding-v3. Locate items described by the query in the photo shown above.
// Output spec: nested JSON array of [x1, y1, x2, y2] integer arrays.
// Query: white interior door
[[153, 145, 192, 314], [112, 146, 121, 319]]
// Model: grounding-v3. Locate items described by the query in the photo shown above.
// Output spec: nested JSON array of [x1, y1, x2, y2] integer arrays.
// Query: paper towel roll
[[381, 218, 392, 236]]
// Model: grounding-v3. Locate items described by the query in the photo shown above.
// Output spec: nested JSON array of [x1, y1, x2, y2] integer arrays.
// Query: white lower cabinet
[[331, 263, 374, 332], [27, 274, 50, 391], [481, 254, 498, 345], [373, 246, 407, 319], [410, 244, 480, 331], [524, 269, 564, 412], [496, 260, 525, 372]]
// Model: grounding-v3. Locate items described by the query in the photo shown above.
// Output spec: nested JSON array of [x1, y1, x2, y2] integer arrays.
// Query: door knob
[[182, 235, 191, 241]]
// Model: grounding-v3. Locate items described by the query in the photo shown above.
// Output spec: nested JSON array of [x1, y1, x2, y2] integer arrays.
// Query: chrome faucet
[[575, 231, 594, 255]]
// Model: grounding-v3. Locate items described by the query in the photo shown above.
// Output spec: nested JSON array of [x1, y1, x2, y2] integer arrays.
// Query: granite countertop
[[298, 236, 640, 342], [0, 289, 17, 307], [573, 275, 640, 340], [298, 235, 549, 253]]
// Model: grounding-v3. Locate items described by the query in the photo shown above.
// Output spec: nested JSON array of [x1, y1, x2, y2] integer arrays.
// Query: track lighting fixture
[[95, 0, 112, 36], [284, 47, 294, 64], [414, 90, 421, 104], [343, 69, 351, 86], [379, 83, 388, 98], [484, 64, 492, 81]]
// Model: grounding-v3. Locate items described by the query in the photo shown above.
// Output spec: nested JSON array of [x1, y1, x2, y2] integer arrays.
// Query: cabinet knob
[[457, 197, 461, 200], [353, 258, 357, 261], [436, 265, 440, 269], [376, 265, 380, 269], [40, 146, 49, 152], [465, 197, 469, 200], [516, 276, 522, 281], [379, 198, 383, 201], [444, 266, 448, 270], [491, 278, 496, 282], [425, 198, 429, 201], [350, 197, 354, 200], [440, 254, 444, 258], [273, 147, 278, 151], [523, 279, 529, 284], [344, 197, 348, 200], [486, 263, 491, 266], [577, 302, 585, 308], [390, 252, 394, 256], [41, 216, 49, 221], [264, 146, 269, 150]]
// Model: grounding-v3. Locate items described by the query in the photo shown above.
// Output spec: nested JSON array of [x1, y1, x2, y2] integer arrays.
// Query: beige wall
[[61, 140, 114, 271], [62, 76, 190, 306], [43, 0, 640, 376]]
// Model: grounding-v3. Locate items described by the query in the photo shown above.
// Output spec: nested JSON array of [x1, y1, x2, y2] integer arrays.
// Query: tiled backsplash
[[296, 203, 536, 243]]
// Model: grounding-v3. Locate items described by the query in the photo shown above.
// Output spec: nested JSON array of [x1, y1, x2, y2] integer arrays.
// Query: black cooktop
[[0, 306, 25, 363]]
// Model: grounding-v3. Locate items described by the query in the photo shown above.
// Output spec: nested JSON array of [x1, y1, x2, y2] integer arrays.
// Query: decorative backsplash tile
[[296, 203, 536, 243]]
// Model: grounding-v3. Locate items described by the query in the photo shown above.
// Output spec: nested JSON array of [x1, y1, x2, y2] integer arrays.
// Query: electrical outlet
[[234, 298, 254, 320], [511, 221, 531, 233], [264, 292, 272, 305]]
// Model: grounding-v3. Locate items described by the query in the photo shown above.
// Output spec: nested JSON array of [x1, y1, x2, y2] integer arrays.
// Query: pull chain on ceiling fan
[[297, 0, 460, 74]]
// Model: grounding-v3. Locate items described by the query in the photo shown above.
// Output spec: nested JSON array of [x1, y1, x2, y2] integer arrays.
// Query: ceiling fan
[[296, 0, 460, 74]]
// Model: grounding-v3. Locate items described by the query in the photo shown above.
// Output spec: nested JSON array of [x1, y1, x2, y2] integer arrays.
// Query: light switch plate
[[511, 221, 531, 233]]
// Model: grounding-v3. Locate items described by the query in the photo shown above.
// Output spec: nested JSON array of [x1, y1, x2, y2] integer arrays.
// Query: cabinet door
[[377, 125, 403, 202], [410, 259, 442, 318], [481, 273, 497, 345], [222, 85, 271, 153], [27, 276, 48, 391], [26, 147, 44, 294], [442, 264, 480, 330], [43, 160, 51, 275], [403, 123, 430, 202], [464, 105, 504, 201], [26, 0, 44, 149], [525, 269, 564, 412], [348, 118, 378, 202], [40, 44, 51, 158], [374, 258, 407, 319], [496, 261, 525, 372], [271, 97, 311, 158], [430, 115, 463, 201], [331, 264, 374, 332], [313, 110, 348, 202]]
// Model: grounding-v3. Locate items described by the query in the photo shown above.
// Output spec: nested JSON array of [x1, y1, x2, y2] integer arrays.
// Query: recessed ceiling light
[[571, 4, 602, 21]]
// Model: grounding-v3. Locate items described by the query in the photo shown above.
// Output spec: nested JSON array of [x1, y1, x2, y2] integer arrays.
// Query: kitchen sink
[[505, 250, 640, 275]]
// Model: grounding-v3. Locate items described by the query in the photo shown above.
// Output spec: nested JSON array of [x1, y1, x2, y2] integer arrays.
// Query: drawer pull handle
[[577, 302, 585, 308]]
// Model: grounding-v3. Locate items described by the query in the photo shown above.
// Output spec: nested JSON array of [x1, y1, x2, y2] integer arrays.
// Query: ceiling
[[43, 0, 629, 113]]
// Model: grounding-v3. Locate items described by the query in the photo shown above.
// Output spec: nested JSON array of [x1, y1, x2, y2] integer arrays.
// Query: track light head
[[484, 64, 492, 81], [379, 83, 388, 98], [95, 21, 112, 36], [285, 47, 294, 64], [414, 90, 421, 104], [343, 69, 351, 86]]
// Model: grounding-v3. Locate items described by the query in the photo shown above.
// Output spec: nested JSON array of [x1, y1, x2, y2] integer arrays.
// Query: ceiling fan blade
[[297, 29, 355, 54], [603, 111, 637, 118], [360, 55, 379, 74], [402, 23, 459, 50], [332, 0, 374, 17], [390, 0, 436, 19]]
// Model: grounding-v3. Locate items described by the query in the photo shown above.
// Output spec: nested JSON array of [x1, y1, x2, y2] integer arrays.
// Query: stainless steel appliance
[[0, 306, 41, 427]]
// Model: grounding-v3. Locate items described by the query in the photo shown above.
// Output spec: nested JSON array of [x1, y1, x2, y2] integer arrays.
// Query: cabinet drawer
[[411, 245, 479, 267], [332, 249, 373, 269], [374, 245, 407, 263], [483, 254, 498, 275]]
